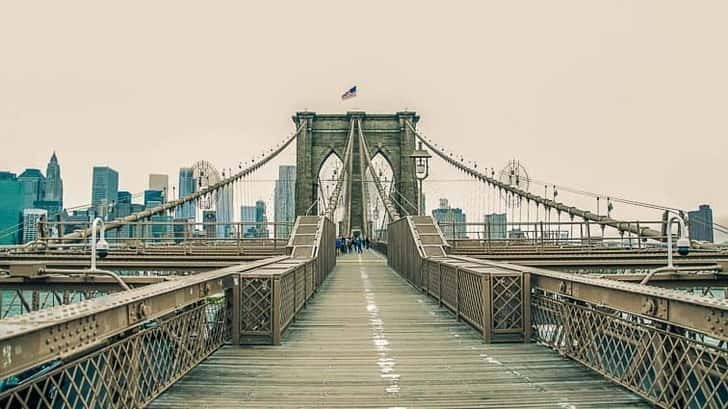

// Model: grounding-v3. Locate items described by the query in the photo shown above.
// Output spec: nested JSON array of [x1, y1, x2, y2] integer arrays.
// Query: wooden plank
[[150, 251, 649, 408]]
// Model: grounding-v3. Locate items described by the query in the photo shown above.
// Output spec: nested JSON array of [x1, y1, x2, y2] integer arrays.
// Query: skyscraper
[[92, 166, 119, 217], [203, 210, 217, 239], [115, 191, 133, 239], [241, 205, 257, 237], [0, 172, 23, 245], [18, 168, 45, 210], [484, 213, 507, 240], [44, 152, 63, 208], [688, 204, 714, 243], [432, 198, 467, 240], [178, 167, 195, 220], [144, 190, 164, 207], [149, 174, 169, 202], [256, 200, 269, 238], [274, 165, 296, 239], [216, 185, 233, 238], [23, 208, 48, 243]]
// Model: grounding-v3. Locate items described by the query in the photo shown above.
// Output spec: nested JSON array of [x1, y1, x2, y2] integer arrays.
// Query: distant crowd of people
[[336, 236, 369, 255]]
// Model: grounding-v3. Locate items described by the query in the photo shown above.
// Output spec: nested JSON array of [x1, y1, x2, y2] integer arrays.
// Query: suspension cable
[[62, 123, 305, 241], [325, 119, 355, 220], [406, 121, 666, 241], [357, 119, 400, 221]]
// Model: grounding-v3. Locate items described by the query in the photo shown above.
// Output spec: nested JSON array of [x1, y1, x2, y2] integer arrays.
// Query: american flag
[[341, 86, 357, 100]]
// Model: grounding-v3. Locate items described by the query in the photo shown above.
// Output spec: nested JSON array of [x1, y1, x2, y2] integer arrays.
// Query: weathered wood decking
[[150, 251, 648, 408]]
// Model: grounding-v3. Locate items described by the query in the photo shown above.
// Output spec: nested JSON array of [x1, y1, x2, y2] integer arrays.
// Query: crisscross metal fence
[[0, 300, 225, 409], [532, 289, 727, 409]]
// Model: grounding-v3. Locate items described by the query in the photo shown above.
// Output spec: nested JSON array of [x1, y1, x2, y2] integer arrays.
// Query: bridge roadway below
[[150, 250, 648, 408]]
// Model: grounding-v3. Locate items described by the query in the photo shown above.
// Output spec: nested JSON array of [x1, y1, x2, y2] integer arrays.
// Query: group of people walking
[[336, 236, 369, 255]]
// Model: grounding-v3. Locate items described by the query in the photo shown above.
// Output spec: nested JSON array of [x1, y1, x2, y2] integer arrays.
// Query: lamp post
[[410, 141, 432, 216], [639, 211, 692, 285], [90, 217, 109, 271]]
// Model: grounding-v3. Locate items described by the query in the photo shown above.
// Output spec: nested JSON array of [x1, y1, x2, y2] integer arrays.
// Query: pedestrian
[[335, 237, 341, 256], [365, 236, 370, 249]]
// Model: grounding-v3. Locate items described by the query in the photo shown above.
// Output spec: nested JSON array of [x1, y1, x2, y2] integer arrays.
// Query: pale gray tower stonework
[[293, 111, 419, 235]]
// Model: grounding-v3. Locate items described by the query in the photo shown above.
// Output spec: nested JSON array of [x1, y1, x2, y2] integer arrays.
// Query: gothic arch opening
[[365, 152, 395, 240], [316, 150, 344, 219]]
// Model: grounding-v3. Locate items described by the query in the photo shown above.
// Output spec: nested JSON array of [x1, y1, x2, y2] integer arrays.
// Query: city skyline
[[0, 152, 724, 244]]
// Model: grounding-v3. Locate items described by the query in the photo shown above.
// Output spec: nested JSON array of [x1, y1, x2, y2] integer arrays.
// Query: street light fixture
[[640, 210, 690, 285], [410, 141, 432, 215]]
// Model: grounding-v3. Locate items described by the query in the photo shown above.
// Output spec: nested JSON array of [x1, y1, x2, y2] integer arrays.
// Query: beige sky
[[1, 1, 727, 236]]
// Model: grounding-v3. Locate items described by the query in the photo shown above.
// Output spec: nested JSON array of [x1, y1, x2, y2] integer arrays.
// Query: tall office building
[[274, 165, 296, 239], [149, 174, 169, 202], [484, 213, 507, 240], [117, 191, 132, 204], [115, 191, 133, 239], [688, 204, 714, 243], [44, 152, 63, 208], [0, 172, 23, 245], [18, 168, 46, 210], [241, 205, 257, 237], [216, 186, 233, 238], [178, 167, 195, 220], [23, 208, 48, 243], [203, 210, 217, 239], [256, 200, 270, 239], [92, 166, 119, 217], [144, 190, 164, 208], [432, 198, 467, 240]]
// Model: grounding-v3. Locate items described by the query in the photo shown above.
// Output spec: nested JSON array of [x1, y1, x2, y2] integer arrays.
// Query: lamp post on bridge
[[410, 141, 432, 216]]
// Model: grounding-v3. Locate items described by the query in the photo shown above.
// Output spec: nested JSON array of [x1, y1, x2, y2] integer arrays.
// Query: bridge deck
[[150, 251, 648, 408]]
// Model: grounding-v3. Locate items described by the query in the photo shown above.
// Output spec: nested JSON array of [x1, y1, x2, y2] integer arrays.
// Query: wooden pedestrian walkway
[[150, 250, 648, 408]]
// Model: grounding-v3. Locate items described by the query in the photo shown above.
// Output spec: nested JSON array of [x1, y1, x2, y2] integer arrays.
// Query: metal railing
[[30, 221, 293, 247], [0, 299, 225, 408], [532, 288, 727, 408], [0, 276, 167, 319], [385, 215, 728, 408], [0, 215, 337, 407], [438, 220, 676, 251]]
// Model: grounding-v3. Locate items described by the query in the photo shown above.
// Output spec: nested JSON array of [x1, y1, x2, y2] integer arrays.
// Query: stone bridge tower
[[293, 111, 420, 235]]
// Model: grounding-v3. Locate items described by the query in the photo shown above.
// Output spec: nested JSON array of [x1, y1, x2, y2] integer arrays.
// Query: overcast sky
[[2, 1, 727, 236]]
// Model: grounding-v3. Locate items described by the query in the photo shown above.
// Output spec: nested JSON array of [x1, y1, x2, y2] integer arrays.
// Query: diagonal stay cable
[[357, 119, 400, 221], [62, 123, 305, 241], [325, 119, 355, 220]]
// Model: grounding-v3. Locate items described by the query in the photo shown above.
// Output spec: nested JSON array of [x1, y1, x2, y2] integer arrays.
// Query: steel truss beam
[[0, 256, 287, 379]]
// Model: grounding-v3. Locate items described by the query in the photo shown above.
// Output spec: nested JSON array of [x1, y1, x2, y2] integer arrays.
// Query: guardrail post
[[272, 276, 282, 345], [456, 267, 461, 321], [422, 260, 428, 293], [636, 221, 642, 249], [522, 272, 531, 343], [232, 275, 241, 345], [480, 274, 492, 343], [438, 262, 443, 306]]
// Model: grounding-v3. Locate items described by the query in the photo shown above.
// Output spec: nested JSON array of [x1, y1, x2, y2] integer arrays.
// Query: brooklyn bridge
[[0, 112, 726, 408]]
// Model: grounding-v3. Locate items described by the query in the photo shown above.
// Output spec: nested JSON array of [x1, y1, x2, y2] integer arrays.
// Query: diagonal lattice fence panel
[[532, 290, 728, 409], [0, 300, 225, 409]]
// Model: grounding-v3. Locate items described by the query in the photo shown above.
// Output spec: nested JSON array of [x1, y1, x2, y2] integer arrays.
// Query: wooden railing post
[[272, 276, 281, 345], [456, 268, 461, 321], [480, 274, 492, 343], [438, 262, 443, 306], [232, 275, 241, 345], [522, 272, 531, 343]]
